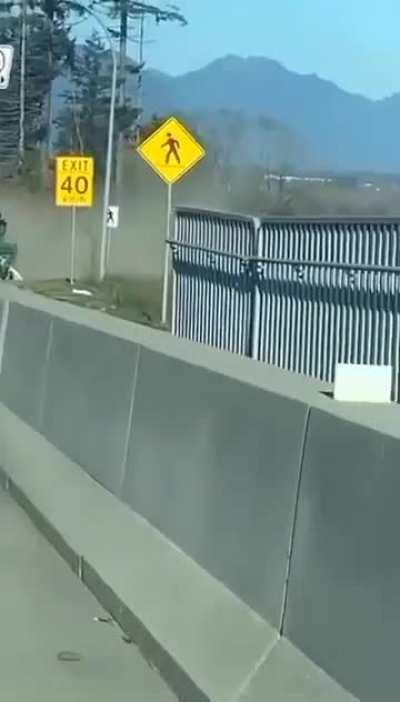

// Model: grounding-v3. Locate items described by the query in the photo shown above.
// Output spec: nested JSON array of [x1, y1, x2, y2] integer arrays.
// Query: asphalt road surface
[[0, 488, 176, 702]]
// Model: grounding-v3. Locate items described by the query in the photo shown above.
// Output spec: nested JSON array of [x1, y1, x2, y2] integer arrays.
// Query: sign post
[[162, 183, 173, 324], [137, 116, 205, 325], [70, 207, 77, 285], [55, 155, 95, 285]]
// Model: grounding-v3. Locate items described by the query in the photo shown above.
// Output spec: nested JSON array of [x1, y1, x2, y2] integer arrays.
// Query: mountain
[[53, 54, 400, 174], [138, 55, 400, 174]]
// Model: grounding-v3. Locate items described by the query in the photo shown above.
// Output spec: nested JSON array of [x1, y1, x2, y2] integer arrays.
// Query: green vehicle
[[0, 213, 18, 280]]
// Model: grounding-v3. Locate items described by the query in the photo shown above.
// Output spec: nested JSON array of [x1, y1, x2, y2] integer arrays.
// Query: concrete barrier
[[285, 408, 400, 702], [122, 346, 309, 626], [0, 402, 278, 702], [40, 318, 139, 495], [0, 301, 51, 429], [2, 282, 399, 700], [240, 639, 356, 702]]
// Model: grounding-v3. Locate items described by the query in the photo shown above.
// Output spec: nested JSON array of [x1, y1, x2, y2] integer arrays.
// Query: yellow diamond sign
[[137, 117, 205, 185]]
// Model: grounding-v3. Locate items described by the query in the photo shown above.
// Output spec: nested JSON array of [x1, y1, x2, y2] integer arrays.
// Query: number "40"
[[61, 175, 89, 195]]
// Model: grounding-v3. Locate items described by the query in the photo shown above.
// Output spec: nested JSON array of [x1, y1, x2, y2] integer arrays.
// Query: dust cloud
[[3, 146, 400, 324]]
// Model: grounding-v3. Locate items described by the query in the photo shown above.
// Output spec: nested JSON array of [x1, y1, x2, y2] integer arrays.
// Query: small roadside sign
[[55, 156, 94, 207], [107, 206, 119, 229], [137, 116, 205, 185], [0, 46, 14, 89]]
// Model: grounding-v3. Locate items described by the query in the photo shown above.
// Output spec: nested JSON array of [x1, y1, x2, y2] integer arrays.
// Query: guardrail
[[170, 209, 400, 399]]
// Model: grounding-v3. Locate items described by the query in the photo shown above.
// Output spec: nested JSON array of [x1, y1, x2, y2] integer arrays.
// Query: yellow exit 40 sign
[[55, 156, 94, 207], [137, 117, 205, 185]]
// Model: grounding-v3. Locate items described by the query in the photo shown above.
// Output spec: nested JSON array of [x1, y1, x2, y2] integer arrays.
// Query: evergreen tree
[[0, 8, 20, 176], [98, 0, 186, 124], [37, 0, 81, 163], [56, 31, 139, 172], [0, 0, 74, 178], [94, 0, 186, 184]]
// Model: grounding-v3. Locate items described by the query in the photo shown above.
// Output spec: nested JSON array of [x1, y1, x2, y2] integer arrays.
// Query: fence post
[[248, 217, 262, 360], [170, 209, 178, 336]]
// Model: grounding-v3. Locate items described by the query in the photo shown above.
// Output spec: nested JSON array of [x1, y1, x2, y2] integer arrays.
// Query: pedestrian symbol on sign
[[106, 206, 119, 229], [162, 133, 181, 164]]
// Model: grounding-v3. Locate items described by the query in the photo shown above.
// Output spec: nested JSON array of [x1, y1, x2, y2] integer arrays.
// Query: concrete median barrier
[[121, 347, 308, 627], [285, 408, 400, 702], [240, 639, 357, 701], [40, 318, 139, 495], [0, 301, 51, 429], [0, 401, 278, 702], [3, 283, 399, 700]]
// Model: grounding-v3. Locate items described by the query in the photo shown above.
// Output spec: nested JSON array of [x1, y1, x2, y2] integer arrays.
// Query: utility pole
[[115, 0, 128, 187], [78, 6, 118, 282], [18, 0, 27, 169], [137, 11, 144, 127]]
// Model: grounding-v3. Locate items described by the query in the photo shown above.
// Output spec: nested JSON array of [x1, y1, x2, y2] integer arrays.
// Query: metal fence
[[170, 207, 258, 356], [170, 209, 400, 398]]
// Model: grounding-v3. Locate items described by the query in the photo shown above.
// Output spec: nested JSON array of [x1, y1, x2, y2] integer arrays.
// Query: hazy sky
[[132, 0, 400, 100]]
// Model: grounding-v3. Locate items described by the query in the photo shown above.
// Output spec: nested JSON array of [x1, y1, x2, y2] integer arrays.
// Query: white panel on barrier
[[334, 363, 392, 403]]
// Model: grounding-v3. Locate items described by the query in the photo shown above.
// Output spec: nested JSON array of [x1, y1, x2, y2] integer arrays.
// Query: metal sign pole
[[99, 42, 117, 282], [161, 183, 172, 325], [70, 206, 76, 286], [72, 6, 117, 283], [106, 226, 111, 270]]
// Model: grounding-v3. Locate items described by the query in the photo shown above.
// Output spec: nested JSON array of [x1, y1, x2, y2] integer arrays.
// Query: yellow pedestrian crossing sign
[[137, 117, 205, 185], [55, 155, 94, 207]]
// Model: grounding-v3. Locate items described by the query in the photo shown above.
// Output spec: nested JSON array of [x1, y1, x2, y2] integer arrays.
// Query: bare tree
[[93, 0, 187, 184]]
